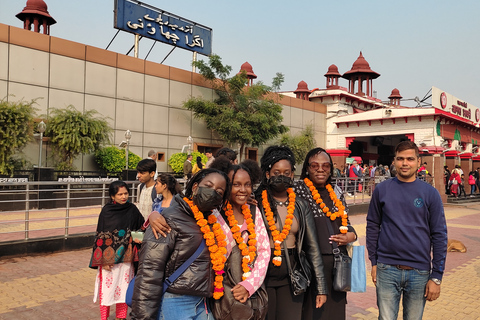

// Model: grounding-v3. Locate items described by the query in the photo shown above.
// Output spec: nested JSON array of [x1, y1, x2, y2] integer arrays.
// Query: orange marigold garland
[[262, 188, 296, 266], [303, 178, 348, 233], [184, 197, 227, 299], [224, 202, 257, 280]]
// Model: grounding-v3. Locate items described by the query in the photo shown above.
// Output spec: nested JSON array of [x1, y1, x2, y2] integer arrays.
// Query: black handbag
[[210, 205, 268, 320], [326, 218, 352, 292], [279, 214, 311, 296]]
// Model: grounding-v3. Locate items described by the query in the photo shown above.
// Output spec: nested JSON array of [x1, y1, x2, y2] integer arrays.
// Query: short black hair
[[136, 158, 156, 173], [300, 147, 333, 185], [215, 147, 237, 162], [211, 157, 262, 187], [108, 180, 130, 201], [395, 141, 419, 158]]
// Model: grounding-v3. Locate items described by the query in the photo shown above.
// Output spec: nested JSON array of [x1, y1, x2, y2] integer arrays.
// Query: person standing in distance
[[183, 154, 193, 180], [366, 141, 447, 320], [205, 148, 215, 168]]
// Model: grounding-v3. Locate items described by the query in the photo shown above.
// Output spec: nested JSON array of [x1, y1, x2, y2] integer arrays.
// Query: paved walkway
[[1, 203, 480, 319]]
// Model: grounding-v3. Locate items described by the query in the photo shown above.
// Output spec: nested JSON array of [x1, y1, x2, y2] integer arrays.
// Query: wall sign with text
[[114, 0, 212, 56]]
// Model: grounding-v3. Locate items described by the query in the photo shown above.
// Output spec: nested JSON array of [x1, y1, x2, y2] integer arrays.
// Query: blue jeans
[[160, 292, 212, 320], [471, 184, 476, 194], [376, 262, 429, 320]]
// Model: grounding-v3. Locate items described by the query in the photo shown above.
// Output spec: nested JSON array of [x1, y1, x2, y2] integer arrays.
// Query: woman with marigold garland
[[209, 157, 270, 316], [254, 146, 327, 320], [131, 168, 230, 320], [296, 147, 357, 320]]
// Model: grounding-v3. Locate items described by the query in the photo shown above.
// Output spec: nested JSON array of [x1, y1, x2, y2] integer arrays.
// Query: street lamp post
[[125, 130, 132, 170], [187, 135, 193, 154], [37, 121, 46, 168]]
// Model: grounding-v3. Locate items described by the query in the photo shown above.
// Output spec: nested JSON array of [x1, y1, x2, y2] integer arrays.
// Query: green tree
[[279, 125, 316, 165], [184, 54, 288, 160], [46, 106, 112, 170], [95, 146, 142, 173], [0, 99, 37, 175]]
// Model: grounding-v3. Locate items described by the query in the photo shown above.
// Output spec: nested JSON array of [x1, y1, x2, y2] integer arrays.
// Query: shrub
[[168, 151, 207, 173], [95, 146, 142, 173], [0, 99, 37, 175]]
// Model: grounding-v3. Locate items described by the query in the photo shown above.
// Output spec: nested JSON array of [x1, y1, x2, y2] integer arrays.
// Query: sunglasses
[[308, 162, 331, 171]]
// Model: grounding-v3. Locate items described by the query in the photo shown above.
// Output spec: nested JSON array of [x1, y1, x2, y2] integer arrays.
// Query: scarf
[[89, 201, 145, 268]]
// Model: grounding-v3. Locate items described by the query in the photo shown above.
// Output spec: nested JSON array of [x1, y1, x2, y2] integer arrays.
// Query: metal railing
[[0, 175, 433, 242], [0, 181, 140, 242]]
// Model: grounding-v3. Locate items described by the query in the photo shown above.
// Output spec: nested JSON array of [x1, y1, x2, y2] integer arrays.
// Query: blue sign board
[[114, 0, 212, 56]]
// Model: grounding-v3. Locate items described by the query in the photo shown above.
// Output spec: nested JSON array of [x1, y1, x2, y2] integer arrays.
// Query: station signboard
[[114, 0, 212, 56], [432, 86, 479, 123]]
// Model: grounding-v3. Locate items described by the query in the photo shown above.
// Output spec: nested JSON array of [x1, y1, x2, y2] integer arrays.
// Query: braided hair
[[209, 157, 262, 191], [255, 145, 296, 219], [300, 147, 334, 185]]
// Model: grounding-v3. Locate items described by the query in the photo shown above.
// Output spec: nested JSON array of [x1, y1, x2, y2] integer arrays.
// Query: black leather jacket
[[131, 194, 213, 320], [258, 194, 328, 295]]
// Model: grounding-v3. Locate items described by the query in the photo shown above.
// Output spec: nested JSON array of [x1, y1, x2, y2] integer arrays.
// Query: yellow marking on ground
[[446, 223, 480, 230], [0, 268, 96, 314]]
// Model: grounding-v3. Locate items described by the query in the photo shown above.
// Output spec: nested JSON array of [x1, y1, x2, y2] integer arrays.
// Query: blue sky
[[1, 0, 479, 107]]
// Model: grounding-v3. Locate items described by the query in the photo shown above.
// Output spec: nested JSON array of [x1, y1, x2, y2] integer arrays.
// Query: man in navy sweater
[[366, 141, 447, 320]]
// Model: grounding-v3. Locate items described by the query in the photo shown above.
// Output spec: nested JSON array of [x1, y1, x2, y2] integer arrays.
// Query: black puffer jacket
[[131, 194, 213, 320], [258, 194, 328, 295]]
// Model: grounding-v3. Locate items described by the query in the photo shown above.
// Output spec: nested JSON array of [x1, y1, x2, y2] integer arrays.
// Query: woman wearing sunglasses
[[295, 148, 357, 320]]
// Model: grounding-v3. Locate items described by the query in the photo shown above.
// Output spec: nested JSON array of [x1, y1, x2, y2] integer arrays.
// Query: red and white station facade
[[284, 52, 480, 197]]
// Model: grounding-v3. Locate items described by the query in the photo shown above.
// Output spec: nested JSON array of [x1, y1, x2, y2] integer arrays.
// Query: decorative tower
[[324, 64, 341, 89], [294, 81, 310, 100], [237, 62, 257, 86], [388, 88, 402, 106], [342, 52, 380, 97], [16, 0, 56, 35]]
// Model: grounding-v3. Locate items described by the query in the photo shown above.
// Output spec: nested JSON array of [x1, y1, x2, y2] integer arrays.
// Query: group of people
[[90, 141, 447, 320], [445, 164, 480, 198]]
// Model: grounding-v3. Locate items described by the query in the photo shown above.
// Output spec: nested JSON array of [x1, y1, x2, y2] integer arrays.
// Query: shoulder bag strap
[[276, 212, 293, 273], [163, 239, 206, 293], [325, 218, 341, 258]]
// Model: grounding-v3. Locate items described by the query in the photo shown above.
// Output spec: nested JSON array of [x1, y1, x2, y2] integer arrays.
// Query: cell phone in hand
[[131, 231, 144, 242]]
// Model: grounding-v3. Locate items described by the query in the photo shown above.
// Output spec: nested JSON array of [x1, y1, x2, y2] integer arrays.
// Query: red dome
[[388, 88, 402, 99], [294, 80, 310, 93], [16, 0, 56, 25], [351, 52, 370, 70], [342, 52, 380, 79], [237, 62, 257, 79], [324, 64, 341, 77]]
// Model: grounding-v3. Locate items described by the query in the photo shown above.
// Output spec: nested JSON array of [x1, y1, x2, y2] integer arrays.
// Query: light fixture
[[187, 136, 193, 154], [37, 120, 46, 168], [125, 130, 132, 170]]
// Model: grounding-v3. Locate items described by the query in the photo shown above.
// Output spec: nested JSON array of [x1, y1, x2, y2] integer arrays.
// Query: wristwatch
[[430, 278, 441, 285]]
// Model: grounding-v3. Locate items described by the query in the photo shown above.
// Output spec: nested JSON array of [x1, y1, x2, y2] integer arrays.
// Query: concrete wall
[[0, 23, 327, 172]]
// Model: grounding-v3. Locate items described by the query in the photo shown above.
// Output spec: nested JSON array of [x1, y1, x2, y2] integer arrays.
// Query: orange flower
[[224, 202, 257, 281], [303, 178, 349, 234], [183, 197, 227, 299], [262, 188, 296, 267]]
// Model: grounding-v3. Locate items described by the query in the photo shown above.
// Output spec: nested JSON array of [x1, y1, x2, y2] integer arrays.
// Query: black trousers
[[265, 249, 304, 320]]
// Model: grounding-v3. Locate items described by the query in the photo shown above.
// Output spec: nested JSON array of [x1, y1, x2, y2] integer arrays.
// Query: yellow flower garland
[[262, 188, 296, 266], [303, 178, 348, 233], [224, 202, 257, 280], [184, 197, 227, 299]]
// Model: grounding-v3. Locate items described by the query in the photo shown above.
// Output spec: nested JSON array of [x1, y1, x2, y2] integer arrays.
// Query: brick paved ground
[[1, 203, 479, 319]]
